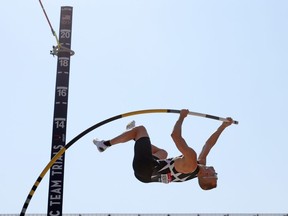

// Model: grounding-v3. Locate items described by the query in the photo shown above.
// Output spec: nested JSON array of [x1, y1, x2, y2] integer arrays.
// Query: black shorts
[[132, 137, 154, 183]]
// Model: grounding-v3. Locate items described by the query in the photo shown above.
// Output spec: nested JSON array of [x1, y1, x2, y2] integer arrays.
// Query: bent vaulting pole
[[20, 108, 238, 215]]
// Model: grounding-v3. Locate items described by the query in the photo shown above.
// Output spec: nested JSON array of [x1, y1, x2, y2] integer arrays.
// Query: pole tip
[[233, 120, 239, 125]]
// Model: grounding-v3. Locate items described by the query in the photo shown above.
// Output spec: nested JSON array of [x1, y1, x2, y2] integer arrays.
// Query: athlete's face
[[198, 166, 218, 189], [202, 166, 218, 179]]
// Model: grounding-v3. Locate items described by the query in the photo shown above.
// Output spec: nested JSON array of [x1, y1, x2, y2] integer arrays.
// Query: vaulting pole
[[20, 108, 237, 215]]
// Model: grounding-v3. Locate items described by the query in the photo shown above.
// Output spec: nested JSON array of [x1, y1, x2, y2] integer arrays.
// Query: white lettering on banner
[[59, 57, 69, 67], [50, 194, 61, 199], [52, 164, 63, 170], [53, 144, 63, 150], [49, 180, 62, 207], [49, 210, 61, 216], [57, 86, 68, 97], [51, 155, 64, 176], [49, 200, 61, 205], [51, 180, 61, 188], [52, 157, 63, 164], [51, 170, 62, 176], [60, 29, 71, 39], [49, 199, 61, 206]]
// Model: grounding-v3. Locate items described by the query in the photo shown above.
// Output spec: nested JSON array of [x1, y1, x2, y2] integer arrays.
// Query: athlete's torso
[[150, 156, 199, 183]]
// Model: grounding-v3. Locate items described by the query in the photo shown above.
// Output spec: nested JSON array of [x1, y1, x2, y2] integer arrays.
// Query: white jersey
[[150, 156, 199, 183]]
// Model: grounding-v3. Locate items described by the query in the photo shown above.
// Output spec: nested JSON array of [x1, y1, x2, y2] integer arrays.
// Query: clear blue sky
[[1, 0, 288, 214]]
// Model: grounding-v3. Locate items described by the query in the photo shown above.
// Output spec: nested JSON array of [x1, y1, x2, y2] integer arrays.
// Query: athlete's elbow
[[171, 131, 181, 141]]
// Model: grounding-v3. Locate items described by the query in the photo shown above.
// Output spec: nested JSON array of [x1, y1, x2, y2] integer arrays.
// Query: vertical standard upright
[[47, 6, 73, 216]]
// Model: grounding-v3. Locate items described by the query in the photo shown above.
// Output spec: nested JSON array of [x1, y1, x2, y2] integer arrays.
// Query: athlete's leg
[[108, 126, 168, 159], [110, 125, 149, 145], [151, 144, 168, 159], [93, 126, 149, 152], [109, 126, 168, 159], [93, 125, 168, 157], [133, 136, 154, 183]]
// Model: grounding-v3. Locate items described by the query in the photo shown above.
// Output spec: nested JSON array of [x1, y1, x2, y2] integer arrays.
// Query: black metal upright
[[47, 6, 73, 216]]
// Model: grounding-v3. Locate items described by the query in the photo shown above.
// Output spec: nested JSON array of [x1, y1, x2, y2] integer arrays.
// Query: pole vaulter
[[20, 108, 238, 215]]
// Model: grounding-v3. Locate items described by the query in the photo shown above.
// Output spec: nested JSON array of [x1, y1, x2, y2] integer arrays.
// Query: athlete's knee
[[135, 125, 147, 132], [134, 125, 149, 140]]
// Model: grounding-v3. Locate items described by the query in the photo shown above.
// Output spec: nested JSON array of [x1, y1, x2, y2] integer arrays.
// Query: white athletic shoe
[[126, 120, 136, 130], [93, 139, 108, 152]]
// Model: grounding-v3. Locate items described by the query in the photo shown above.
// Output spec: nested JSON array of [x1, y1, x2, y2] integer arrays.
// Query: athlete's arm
[[171, 109, 197, 172], [171, 109, 189, 153], [198, 117, 233, 165]]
